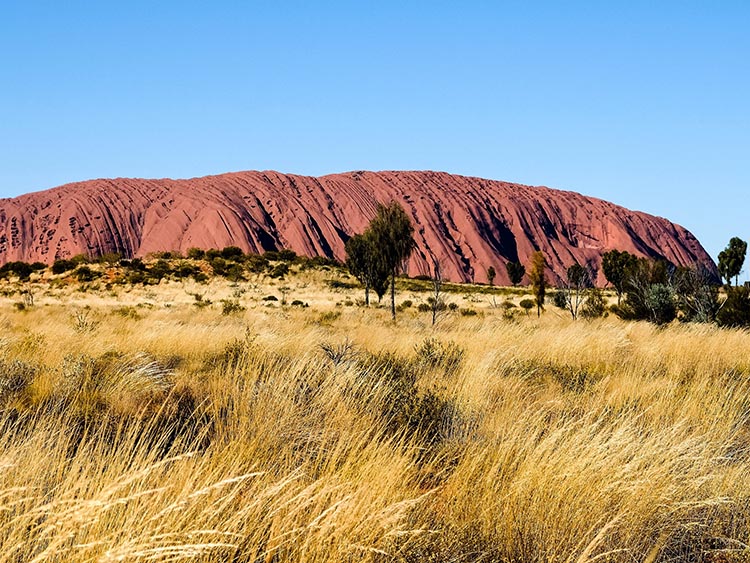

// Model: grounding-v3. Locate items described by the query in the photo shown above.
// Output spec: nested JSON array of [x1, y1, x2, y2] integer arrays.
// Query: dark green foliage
[[205, 249, 222, 260], [245, 254, 269, 274], [528, 251, 547, 317], [74, 266, 98, 282], [121, 258, 146, 271], [277, 249, 298, 262], [52, 259, 76, 274], [601, 250, 638, 305], [326, 279, 358, 290], [220, 299, 245, 315], [519, 298, 535, 314], [367, 202, 416, 319], [186, 247, 206, 260], [505, 261, 525, 286], [644, 283, 676, 325], [70, 254, 90, 265], [0, 261, 34, 281], [581, 287, 607, 319], [265, 249, 298, 262], [345, 232, 389, 305], [208, 257, 228, 276], [262, 295, 278, 301], [148, 260, 172, 282], [150, 251, 182, 260], [225, 263, 246, 282], [552, 290, 568, 309], [717, 286, 750, 327], [269, 263, 289, 279], [125, 270, 147, 284], [97, 253, 121, 266], [486, 266, 496, 286], [674, 265, 721, 323], [718, 237, 747, 286], [173, 262, 201, 279], [220, 246, 244, 260], [614, 258, 676, 324]]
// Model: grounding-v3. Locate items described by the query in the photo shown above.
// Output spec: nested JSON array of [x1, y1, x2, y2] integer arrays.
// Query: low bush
[[220, 299, 245, 315], [74, 266, 98, 282]]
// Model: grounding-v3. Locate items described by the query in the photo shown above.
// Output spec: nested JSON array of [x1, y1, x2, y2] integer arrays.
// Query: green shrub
[[209, 257, 228, 277], [717, 286, 750, 327], [552, 290, 568, 309], [519, 299, 535, 314], [269, 263, 289, 279], [148, 260, 172, 282], [644, 283, 676, 325], [220, 299, 245, 315], [246, 254, 269, 274], [174, 262, 200, 279], [460, 308, 478, 316], [326, 279, 357, 290], [74, 266, 98, 282], [51, 259, 76, 274], [262, 295, 278, 302], [0, 261, 34, 281], [220, 246, 244, 260], [278, 249, 298, 262], [186, 247, 206, 260], [225, 263, 246, 282], [581, 288, 607, 319]]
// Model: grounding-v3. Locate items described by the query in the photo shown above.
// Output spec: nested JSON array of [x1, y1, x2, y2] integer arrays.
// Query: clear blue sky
[[1, 1, 747, 264]]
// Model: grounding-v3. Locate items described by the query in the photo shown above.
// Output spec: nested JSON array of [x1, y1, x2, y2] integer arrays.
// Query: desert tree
[[368, 202, 416, 320], [674, 264, 722, 323], [615, 258, 677, 325], [601, 249, 638, 305], [505, 261, 525, 286], [345, 232, 388, 306], [718, 237, 747, 287], [429, 257, 448, 326], [561, 263, 592, 320], [486, 265, 496, 286], [528, 251, 547, 317]]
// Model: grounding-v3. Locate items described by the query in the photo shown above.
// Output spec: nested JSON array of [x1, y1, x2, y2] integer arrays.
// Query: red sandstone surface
[[0, 170, 715, 285]]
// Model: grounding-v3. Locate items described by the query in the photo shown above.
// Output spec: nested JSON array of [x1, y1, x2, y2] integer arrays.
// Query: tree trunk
[[365, 282, 370, 306], [390, 272, 396, 320]]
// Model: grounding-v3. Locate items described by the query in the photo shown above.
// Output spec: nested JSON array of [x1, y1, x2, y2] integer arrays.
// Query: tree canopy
[[718, 237, 747, 286]]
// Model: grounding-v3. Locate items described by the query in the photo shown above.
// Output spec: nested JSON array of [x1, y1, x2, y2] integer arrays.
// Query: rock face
[[0, 170, 715, 285]]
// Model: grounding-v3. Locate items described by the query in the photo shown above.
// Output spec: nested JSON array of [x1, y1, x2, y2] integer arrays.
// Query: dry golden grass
[[0, 273, 749, 562]]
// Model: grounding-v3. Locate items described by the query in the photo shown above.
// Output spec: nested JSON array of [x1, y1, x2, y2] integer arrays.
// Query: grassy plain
[[0, 268, 749, 562]]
